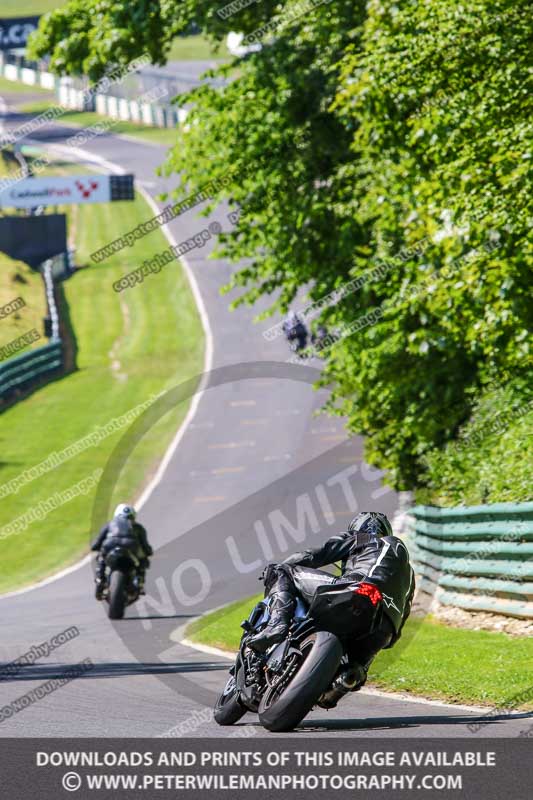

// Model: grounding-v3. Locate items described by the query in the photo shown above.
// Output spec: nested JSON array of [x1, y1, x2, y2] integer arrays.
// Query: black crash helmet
[[347, 512, 393, 538]]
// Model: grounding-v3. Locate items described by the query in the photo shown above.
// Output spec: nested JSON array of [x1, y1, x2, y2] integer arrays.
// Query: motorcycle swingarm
[[265, 639, 305, 672]]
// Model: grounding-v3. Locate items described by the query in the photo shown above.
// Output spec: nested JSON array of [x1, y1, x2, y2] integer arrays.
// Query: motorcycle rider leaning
[[91, 504, 153, 600], [249, 511, 414, 709]]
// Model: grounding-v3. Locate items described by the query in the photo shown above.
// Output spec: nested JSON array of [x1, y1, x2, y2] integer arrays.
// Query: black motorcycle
[[283, 319, 308, 354], [214, 580, 382, 732], [99, 545, 141, 620]]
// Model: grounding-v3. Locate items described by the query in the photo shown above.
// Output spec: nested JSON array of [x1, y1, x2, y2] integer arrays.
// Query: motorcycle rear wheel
[[258, 630, 342, 732], [108, 570, 127, 619]]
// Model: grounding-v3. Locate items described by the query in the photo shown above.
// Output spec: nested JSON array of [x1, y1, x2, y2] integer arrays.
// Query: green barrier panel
[[413, 562, 533, 600], [0, 341, 63, 398], [411, 533, 533, 559], [406, 519, 533, 540], [418, 576, 533, 612], [408, 502, 533, 618], [417, 581, 533, 619], [410, 503, 533, 520], [410, 549, 533, 580]]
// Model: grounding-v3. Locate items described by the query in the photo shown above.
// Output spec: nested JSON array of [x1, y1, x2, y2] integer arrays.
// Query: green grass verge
[[17, 101, 178, 146], [0, 0, 59, 13], [1, 148, 48, 353], [168, 34, 229, 62], [0, 75, 53, 95], [186, 594, 533, 710], [0, 163, 204, 593]]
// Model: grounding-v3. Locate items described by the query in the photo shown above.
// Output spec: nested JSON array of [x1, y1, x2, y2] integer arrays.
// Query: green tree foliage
[[31, 0, 532, 491], [418, 382, 532, 505]]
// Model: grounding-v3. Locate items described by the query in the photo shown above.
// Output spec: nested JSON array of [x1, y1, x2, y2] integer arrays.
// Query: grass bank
[[0, 75, 53, 95], [167, 34, 229, 62], [1, 147, 48, 353], [0, 256, 47, 356], [0, 158, 204, 593], [186, 594, 533, 710], [16, 101, 177, 146], [0, 0, 59, 13]]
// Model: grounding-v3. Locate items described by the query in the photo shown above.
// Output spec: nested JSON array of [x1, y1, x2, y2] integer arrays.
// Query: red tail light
[[353, 582, 382, 606]]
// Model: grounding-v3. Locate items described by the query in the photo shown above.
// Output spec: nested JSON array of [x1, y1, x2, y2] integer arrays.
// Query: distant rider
[[249, 512, 415, 708], [282, 311, 308, 352], [91, 504, 153, 600]]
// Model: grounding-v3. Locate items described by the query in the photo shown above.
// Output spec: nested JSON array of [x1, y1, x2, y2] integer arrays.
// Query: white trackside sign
[[0, 174, 134, 208]]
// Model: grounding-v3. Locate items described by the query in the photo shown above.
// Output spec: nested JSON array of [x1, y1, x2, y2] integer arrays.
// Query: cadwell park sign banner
[[0, 174, 135, 209], [0, 17, 40, 51]]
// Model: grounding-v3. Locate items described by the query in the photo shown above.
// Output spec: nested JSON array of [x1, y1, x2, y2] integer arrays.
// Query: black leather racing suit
[[91, 517, 153, 586], [269, 531, 415, 671]]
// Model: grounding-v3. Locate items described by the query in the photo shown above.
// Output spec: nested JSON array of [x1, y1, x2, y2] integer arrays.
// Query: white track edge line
[[179, 637, 490, 714], [0, 143, 214, 601]]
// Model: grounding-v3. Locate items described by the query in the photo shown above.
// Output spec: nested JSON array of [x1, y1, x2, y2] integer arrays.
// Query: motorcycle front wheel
[[214, 674, 247, 726], [258, 631, 342, 732]]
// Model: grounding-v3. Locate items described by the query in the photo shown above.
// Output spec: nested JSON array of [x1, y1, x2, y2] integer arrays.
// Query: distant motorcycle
[[99, 545, 141, 619], [214, 581, 382, 732], [282, 313, 308, 355]]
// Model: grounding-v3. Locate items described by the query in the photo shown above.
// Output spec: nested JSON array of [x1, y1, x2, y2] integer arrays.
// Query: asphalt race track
[[0, 97, 530, 738]]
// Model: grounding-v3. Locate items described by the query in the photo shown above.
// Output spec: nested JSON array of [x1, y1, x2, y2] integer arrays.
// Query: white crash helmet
[[114, 503, 136, 521]]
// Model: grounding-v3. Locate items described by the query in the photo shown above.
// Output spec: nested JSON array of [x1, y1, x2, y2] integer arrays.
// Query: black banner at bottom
[[0, 739, 530, 800]]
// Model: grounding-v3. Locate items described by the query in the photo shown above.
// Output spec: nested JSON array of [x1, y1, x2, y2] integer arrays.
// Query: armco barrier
[[408, 503, 533, 618], [0, 52, 185, 129], [0, 340, 63, 399], [0, 54, 57, 92]]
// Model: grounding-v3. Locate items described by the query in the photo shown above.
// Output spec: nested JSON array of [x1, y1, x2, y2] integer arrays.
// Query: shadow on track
[[120, 614, 197, 621], [291, 711, 533, 733], [0, 661, 228, 682]]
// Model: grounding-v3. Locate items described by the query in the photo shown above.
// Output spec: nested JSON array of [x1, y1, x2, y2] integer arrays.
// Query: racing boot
[[317, 663, 368, 709], [137, 568, 146, 595], [94, 558, 106, 601], [248, 591, 295, 653]]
